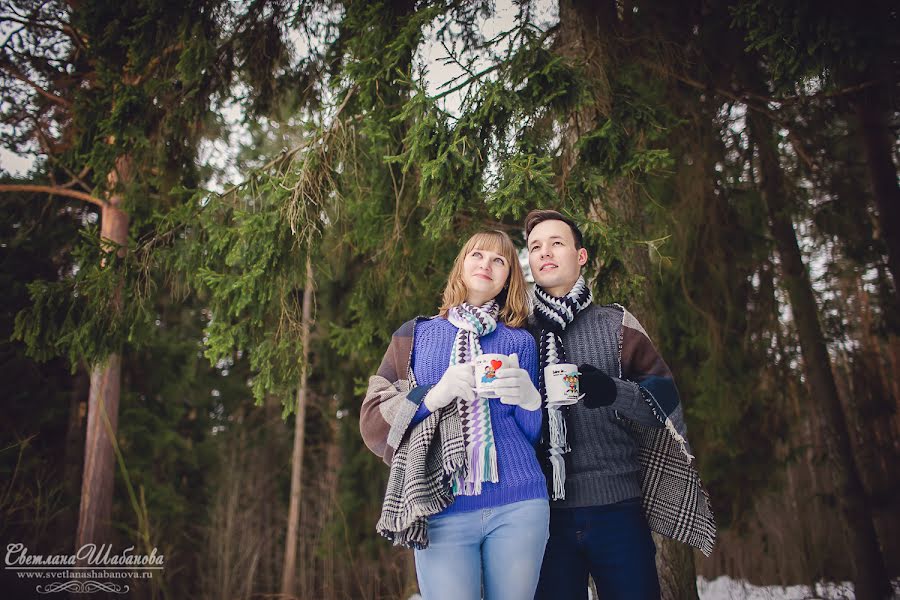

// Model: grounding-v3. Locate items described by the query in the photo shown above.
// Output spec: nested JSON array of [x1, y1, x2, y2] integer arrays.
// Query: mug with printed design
[[543, 363, 581, 406], [473, 353, 519, 398]]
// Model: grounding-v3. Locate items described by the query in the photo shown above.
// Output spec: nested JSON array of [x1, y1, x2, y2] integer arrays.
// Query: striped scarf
[[447, 300, 500, 495], [533, 276, 593, 500]]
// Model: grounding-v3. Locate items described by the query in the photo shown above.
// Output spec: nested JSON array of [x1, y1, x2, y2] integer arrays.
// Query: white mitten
[[491, 368, 542, 411], [424, 364, 475, 411]]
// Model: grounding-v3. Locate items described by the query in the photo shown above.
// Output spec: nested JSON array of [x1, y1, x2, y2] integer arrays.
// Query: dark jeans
[[534, 498, 660, 600]]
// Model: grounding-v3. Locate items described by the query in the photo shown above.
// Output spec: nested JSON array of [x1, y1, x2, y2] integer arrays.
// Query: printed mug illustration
[[563, 372, 579, 394], [544, 363, 580, 405], [481, 359, 503, 383]]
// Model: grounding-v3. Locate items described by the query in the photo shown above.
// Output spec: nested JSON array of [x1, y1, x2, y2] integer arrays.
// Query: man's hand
[[492, 368, 542, 411], [424, 364, 475, 411], [578, 364, 617, 408]]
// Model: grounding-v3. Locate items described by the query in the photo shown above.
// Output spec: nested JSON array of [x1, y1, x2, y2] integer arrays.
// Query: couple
[[360, 210, 716, 600]]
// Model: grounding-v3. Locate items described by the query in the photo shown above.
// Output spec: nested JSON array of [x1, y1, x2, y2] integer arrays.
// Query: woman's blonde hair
[[438, 230, 530, 328]]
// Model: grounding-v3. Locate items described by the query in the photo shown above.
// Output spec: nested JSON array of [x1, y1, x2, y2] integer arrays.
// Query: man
[[525, 209, 715, 600]]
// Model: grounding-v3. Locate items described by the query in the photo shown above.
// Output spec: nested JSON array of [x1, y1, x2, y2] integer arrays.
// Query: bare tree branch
[[128, 42, 185, 86], [0, 183, 106, 208], [1, 59, 71, 107], [639, 60, 821, 171], [57, 163, 92, 191], [0, 14, 72, 37]]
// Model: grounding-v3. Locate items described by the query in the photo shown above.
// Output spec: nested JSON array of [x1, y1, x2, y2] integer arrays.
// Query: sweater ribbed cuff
[[611, 378, 665, 428], [407, 385, 434, 428]]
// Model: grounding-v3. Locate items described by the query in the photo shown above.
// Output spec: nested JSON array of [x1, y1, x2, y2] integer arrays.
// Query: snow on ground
[[699, 576, 900, 600], [698, 576, 855, 599]]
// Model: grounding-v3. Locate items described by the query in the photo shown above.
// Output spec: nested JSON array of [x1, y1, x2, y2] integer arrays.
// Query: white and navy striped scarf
[[533, 277, 593, 500], [447, 300, 500, 495]]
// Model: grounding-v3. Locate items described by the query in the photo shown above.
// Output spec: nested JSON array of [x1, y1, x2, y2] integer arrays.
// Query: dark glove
[[578, 364, 617, 408]]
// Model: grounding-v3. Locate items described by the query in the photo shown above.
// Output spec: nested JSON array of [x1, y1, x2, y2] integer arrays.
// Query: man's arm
[[579, 309, 678, 428], [615, 309, 681, 427], [359, 321, 425, 465]]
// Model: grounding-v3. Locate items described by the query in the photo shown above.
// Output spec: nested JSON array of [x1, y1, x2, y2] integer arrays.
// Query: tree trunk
[[748, 112, 891, 600], [555, 2, 701, 598], [555, 0, 616, 175], [76, 156, 131, 553], [656, 535, 700, 600], [62, 369, 89, 535], [77, 356, 122, 549], [854, 76, 900, 298], [323, 393, 340, 600], [281, 257, 315, 598]]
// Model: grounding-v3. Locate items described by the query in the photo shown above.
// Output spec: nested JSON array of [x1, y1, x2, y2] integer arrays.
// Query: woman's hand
[[424, 364, 475, 411], [491, 368, 542, 411]]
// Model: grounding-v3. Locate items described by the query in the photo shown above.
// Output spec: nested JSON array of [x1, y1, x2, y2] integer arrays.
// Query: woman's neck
[[465, 295, 494, 306]]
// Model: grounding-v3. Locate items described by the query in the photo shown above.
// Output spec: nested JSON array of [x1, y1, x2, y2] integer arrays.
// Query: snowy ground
[[408, 575, 900, 599], [699, 576, 855, 599], [698, 576, 900, 600]]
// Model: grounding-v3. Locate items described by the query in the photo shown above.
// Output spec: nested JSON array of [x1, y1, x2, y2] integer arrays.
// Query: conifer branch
[[431, 23, 559, 102], [453, 213, 520, 233], [31, 114, 72, 158], [784, 129, 818, 174], [0, 14, 71, 37], [219, 87, 359, 198], [431, 64, 501, 100], [641, 59, 877, 110], [59, 165, 93, 192]]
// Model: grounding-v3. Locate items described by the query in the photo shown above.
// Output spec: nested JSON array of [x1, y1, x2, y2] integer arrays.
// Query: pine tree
[[1, 0, 298, 560]]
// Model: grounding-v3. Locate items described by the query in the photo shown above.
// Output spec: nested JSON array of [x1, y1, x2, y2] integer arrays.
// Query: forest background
[[1, 0, 898, 599]]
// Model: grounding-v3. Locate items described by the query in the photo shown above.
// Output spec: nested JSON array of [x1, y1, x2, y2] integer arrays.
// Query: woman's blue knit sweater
[[408, 317, 548, 515]]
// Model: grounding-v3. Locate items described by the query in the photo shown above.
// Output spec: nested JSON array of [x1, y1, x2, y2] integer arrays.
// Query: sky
[[0, 147, 29, 176]]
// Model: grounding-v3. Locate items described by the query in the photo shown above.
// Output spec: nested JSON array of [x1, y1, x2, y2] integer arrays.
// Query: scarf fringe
[[377, 492, 454, 549], [452, 441, 498, 496], [665, 418, 695, 462], [547, 408, 568, 450], [549, 452, 566, 500]]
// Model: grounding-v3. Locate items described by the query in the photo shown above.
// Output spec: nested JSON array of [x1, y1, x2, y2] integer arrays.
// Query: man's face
[[527, 219, 588, 297]]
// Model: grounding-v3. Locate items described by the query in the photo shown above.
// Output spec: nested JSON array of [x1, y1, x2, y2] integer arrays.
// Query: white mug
[[544, 363, 581, 406], [474, 353, 519, 398]]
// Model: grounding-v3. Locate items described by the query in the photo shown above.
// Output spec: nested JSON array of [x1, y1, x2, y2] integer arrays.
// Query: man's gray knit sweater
[[535, 303, 674, 509]]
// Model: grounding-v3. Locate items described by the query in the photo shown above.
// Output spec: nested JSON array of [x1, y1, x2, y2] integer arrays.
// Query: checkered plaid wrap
[[613, 305, 716, 556], [375, 400, 467, 549], [362, 318, 469, 549]]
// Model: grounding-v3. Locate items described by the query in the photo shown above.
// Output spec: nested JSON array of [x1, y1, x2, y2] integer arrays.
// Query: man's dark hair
[[524, 209, 584, 249]]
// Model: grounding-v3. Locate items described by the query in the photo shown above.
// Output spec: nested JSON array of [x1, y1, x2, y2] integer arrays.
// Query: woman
[[360, 230, 549, 600]]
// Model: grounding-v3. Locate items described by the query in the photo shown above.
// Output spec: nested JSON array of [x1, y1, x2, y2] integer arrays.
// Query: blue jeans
[[534, 498, 660, 600], [415, 498, 550, 600]]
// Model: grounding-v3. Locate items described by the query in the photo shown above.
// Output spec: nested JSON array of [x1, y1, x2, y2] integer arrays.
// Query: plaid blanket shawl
[[611, 305, 715, 556], [360, 318, 466, 549]]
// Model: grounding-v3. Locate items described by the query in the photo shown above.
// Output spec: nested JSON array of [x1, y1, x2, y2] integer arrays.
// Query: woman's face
[[462, 246, 510, 306]]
